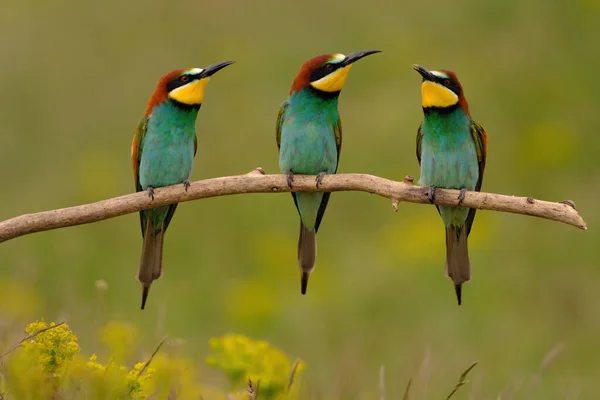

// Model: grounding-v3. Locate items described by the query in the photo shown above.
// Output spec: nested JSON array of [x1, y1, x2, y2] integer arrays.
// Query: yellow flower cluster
[[206, 334, 304, 399], [79, 354, 154, 399], [21, 320, 80, 373], [1, 321, 304, 400], [4, 320, 155, 399]]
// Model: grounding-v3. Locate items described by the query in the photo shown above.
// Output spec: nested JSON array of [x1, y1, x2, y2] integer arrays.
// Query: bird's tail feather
[[444, 225, 470, 305], [298, 222, 316, 295], [137, 221, 164, 310]]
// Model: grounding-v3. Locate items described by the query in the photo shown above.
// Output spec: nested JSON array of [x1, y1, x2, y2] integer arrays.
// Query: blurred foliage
[[0, 320, 302, 399], [0, 0, 599, 398], [206, 334, 304, 399]]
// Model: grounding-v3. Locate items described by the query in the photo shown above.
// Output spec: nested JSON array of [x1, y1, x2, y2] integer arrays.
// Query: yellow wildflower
[[21, 320, 80, 373], [206, 334, 305, 399]]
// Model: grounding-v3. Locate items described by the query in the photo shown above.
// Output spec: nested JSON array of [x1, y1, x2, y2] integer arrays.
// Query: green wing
[[333, 116, 342, 170], [132, 116, 149, 193], [314, 116, 342, 232], [470, 120, 487, 191], [416, 123, 423, 165], [275, 100, 289, 149], [131, 116, 149, 235], [465, 120, 488, 236]]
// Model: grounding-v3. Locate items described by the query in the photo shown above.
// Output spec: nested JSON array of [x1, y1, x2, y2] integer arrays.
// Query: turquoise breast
[[278, 89, 339, 176], [139, 101, 197, 190], [418, 108, 479, 228], [418, 108, 479, 191]]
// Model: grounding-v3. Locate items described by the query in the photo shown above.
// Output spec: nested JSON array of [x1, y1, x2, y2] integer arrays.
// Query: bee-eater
[[132, 61, 234, 309], [276, 50, 381, 294], [413, 65, 487, 305]]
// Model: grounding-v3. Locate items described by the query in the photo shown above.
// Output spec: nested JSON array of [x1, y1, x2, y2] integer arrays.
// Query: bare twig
[[247, 379, 260, 400], [0, 168, 587, 243], [287, 358, 302, 392], [402, 379, 412, 400], [446, 362, 478, 399], [137, 337, 167, 378], [0, 322, 65, 364]]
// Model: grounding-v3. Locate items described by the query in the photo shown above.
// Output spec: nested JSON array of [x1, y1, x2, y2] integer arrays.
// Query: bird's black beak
[[343, 50, 381, 66], [412, 64, 435, 82], [200, 60, 236, 78]]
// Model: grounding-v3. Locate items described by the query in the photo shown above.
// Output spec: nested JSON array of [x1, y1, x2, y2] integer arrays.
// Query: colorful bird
[[413, 65, 487, 305], [276, 50, 381, 294], [131, 61, 234, 309]]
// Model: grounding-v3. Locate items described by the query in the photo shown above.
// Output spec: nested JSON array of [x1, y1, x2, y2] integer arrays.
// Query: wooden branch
[[0, 168, 587, 244]]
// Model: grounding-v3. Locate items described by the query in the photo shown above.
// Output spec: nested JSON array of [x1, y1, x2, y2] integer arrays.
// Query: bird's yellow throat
[[310, 65, 352, 93], [168, 78, 210, 105], [421, 81, 459, 108]]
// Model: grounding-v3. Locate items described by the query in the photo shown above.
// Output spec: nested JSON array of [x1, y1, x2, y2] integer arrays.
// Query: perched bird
[[132, 61, 234, 309], [413, 65, 487, 305], [276, 50, 381, 294]]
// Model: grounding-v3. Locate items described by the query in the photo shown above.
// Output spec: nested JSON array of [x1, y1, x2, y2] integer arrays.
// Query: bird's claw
[[286, 171, 294, 189], [147, 187, 155, 201], [457, 188, 467, 206], [315, 172, 327, 188], [183, 180, 190, 192], [426, 186, 436, 204]]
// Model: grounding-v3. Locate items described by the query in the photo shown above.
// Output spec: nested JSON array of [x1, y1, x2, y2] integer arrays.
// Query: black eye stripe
[[309, 62, 343, 83], [434, 76, 460, 96], [166, 74, 199, 92]]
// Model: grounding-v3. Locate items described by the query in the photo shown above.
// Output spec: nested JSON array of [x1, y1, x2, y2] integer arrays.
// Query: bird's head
[[145, 60, 235, 115], [290, 50, 381, 95], [412, 65, 470, 114]]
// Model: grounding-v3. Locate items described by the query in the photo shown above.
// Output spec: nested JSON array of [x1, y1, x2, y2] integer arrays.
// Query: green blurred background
[[1, 0, 598, 397]]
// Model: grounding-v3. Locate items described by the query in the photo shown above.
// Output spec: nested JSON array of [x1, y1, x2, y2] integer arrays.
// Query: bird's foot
[[147, 186, 155, 201], [183, 180, 190, 192], [457, 188, 467, 206], [315, 172, 327, 188], [426, 186, 436, 204], [286, 171, 294, 189]]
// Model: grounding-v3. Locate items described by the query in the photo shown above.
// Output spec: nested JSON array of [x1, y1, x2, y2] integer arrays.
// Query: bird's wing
[[194, 135, 198, 157], [275, 100, 290, 149], [416, 123, 442, 216], [465, 120, 488, 236], [334, 116, 342, 170], [416, 123, 423, 166], [162, 204, 179, 234], [132, 115, 149, 193], [132, 115, 149, 235], [470, 120, 487, 191], [314, 116, 342, 233]]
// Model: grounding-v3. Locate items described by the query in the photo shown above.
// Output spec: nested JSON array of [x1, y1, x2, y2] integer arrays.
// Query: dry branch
[[446, 361, 478, 399], [0, 168, 587, 243], [137, 337, 167, 378]]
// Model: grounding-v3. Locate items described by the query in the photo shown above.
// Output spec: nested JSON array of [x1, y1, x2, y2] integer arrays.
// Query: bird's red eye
[[326, 64, 334, 71], [443, 79, 451, 86], [180, 75, 190, 83]]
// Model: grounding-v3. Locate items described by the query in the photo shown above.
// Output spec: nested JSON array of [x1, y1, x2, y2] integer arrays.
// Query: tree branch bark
[[0, 168, 587, 244]]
